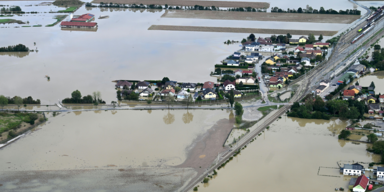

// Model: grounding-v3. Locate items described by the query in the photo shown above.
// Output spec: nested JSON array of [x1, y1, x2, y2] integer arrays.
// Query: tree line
[[0, 6, 23, 13], [288, 94, 367, 120], [62, 90, 105, 104], [0, 44, 29, 52], [271, 6, 360, 15], [360, 47, 384, 70], [86, 3, 267, 12]]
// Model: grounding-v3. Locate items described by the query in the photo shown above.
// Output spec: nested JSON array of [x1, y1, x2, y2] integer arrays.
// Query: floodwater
[[197, 116, 380, 192], [0, 109, 230, 171], [0, 1, 352, 104], [357, 71, 384, 94]]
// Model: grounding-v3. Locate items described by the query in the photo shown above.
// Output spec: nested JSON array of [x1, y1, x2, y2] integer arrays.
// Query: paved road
[[254, 57, 270, 103]]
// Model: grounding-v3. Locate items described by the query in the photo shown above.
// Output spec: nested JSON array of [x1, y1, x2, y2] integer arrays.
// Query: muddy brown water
[[196, 116, 380, 192], [0, 109, 230, 171], [357, 72, 384, 94]]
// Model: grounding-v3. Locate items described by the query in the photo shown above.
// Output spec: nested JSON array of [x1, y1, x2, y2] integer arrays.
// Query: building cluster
[[115, 79, 250, 101], [340, 163, 384, 192], [60, 13, 98, 29]]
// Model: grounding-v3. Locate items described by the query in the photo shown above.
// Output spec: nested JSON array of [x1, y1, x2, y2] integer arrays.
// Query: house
[[299, 36, 308, 44], [233, 52, 241, 57], [288, 68, 298, 74], [308, 50, 322, 56], [352, 175, 369, 192], [289, 39, 299, 44], [227, 60, 239, 66], [115, 80, 132, 89], [259, 45, 274, 52], [294, 64, 303, 70], [314, 42, 330, 48], [350, 64, 366, 73], [369, 103, 380, 113], [246, 55, 258, 62], [368, 96, 377, 104], [265, 58, 275, 65], [343, 90, 355, 100], [71, 13, 95, 22], [305, 44, 314, 50], [223, 80, 236, 91], [301, 57, 311, 66], [177, 90, 190, 100], [244, 44, 257, 51], [377, 167, 384, 181], [236, 77, 255, 85], [316, 85, 327, 94], [202, 88, 216, 99], [275, 43, 286, 50], [137, 81, 150, 89], [60, 21, 98, 29], [294, 46, 305, 54], [180, 83, 196, 92], [160, 89, 175, 96], [234, 90, 242, 98], [380, 111, 384, 116], [380, 95, 384, 103], [164, 81, 177, 90], [245, 58, 253, 64], [320, 80, 330, 87], [203, 81, 215, 90], [234, 69, 243, 77], [242, 70, 253, 75], [269, 76, 279, 84], [139, 88, 153, 97], [337, 73, 352, 85], [342, 163, 364, 176]]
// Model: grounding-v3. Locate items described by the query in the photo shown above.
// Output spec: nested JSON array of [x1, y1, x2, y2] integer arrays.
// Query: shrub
[[203, 178, 209, 183], [235, 116, 242, 124], [193, 187, 198, 191], [29, 113, 38, 125], [7, 130, 17, 139]]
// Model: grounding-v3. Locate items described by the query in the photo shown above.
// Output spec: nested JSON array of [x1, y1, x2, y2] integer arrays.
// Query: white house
[[236, 77, 255, 85], [245, 58, 253, 64], [245, 44, 258, 51], [377, 167, 384, 181], [227, 60, 239, 66], [180, 83, 196, 92], [233, 52, 241, 57], [301, 57, 311, 67], [223, 80, 236, 91], [203, 88, 216, 99], [259, 45, 274, 52], [379, 95, 384, 103], [137, 81, 150, 90], [177, 90, 190, 100], [342, 164, 364, 176], [234, 69, 242, 77]]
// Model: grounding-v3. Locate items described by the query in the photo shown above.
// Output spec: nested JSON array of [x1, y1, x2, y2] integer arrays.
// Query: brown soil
[[176, 118, 234, 176], [162, 10, 360, 24], [148, 25, 338, 36], [91, 0, 270, 9]]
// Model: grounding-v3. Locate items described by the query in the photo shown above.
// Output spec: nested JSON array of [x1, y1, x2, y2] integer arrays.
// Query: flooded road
[[357, 71, 384, 94], [196, 116, 380, 192]]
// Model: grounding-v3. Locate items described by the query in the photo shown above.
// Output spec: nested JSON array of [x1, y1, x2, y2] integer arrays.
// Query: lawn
[[0, 19, 12, 23], [0, 113, 30, 135], [46, 15, 67, 27], [58, 7, 78, 12], [257, 105, 278, 116]]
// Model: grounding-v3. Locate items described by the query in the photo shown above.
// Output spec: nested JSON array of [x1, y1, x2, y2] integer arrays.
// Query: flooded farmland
[[196, 116, 380, 192]]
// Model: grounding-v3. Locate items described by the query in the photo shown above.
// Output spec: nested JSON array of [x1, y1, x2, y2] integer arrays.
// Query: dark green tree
[[368, 133, 378, 143], [234, 102, 244, 116], [71, 90, 82, 102], [318, 34, 323, 41], [0, 95, 8, 110], [370, 81, 375, 89], [162, 77, 170, 84], [228, 89, 234, 108]]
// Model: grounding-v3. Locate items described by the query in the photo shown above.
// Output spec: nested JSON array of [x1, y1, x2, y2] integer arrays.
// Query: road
[[254, 57, 270, 103]]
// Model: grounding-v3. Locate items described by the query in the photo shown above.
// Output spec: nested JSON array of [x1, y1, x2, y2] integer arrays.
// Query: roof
[[305, 44, 314, 48], [234, 69, 243, 73], [203, 88, 216, 95], [316, 85, 327, 90], [242, 70, 253, 74], [314, 42, 330, 46], [203, 81, 215, 89], [343, 90, 355, 97], [227, 60, 238, 64], [60, 21, 97, 27], [161, 89, 175, 94], [299, 36, 308, 40], [290, 39, 299, 42], [344, 163, 364, 170], [116, 80, 132, 87], [79, 13, 94, 19], [137, 81, 150, 86], [353, 175, 369, 189], [164, 81, 176, 87], [295, 47, 304, 51], [223, 80, 235, 87], [269, 76, 279, 82], [380, 95, 384, 98], [140, 88, 153, 93], [378, 167, 384, 172], [321, 80, 330, 83], [180, 83, 196, 88], [369, 103, 380, 110]]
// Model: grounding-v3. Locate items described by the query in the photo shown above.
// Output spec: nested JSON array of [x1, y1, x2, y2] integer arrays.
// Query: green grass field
[[0, 19, 12, 23], [0, 113, 31, 135], [58, 7, 78, 12]]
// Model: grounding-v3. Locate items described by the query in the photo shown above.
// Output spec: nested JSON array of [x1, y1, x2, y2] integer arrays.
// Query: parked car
[[332, 84, 336, 86]]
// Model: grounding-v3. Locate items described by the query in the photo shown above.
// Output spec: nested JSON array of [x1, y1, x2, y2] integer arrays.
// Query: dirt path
[[148, 25, 338, 36], [176, 118, 234, 176], [91, 0, 270, 8], [162, 10, 360, 24]]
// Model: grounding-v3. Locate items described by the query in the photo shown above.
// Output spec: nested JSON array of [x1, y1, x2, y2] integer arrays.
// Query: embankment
[[148, 25, 338, 36], [162, 10, 360, 24]]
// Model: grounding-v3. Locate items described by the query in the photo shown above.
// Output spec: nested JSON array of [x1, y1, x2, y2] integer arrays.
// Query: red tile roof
[[269, 76, 278, 82], [203, 81, 215, 89], [60, 21, 97, 27], [79, 13, 94, 19], [315, 42, 330, 46], [295, 47, 304, 51], [343, 90, 355, 97], [379, 95, 384, 98], [223, 80, 235, 87], [354, 175, 369, 189], [242, 70, 253, 74], [305, 44, 314, 48]]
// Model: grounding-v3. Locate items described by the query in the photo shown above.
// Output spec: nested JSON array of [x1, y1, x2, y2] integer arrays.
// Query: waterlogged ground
[[196, 116, 380, 192], [358, 71, 384, 94]]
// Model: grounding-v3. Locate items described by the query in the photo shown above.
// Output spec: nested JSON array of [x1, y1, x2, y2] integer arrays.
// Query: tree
[[234, 102, 244, 116], [175, 86, 181, 92], [92, 91, 97, 102], [165, 94, 175, 109], [228, 89, 235, 108], [183, 94, 193, 109], [287, 33, 292, 39], [373, 141, 384, 154], [298, 7, 303, 13], [162, 77, 170, 84], [367, 133, 378, 143], [0, 95, 8, 110], [370, 81, 375, 89], [308, 34, 316, 44], [248, 33, 255, 41], [14, 96, 23, 111], [221, 74, 235, 82], [338, 130, 351, 139], [111, 101, 117, 108], [29, 113, 38, 125], [355, 81, 359, 86], [241, 38, 246, 43], [117, 90, 122, 101], [71, 90, 82, 103], [318, 34, 323, 41], [313, 96, 325, 111]]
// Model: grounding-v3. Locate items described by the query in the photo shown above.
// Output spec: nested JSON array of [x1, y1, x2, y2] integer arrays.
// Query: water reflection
[[182, 110, 193, 124], [73, 111, 82, 115], [0, 52, 30, 58], [147, 110, 152, 114], [163, 110, 175, 124], [358, 73, 384, 94], [111, 110, 117, 115]]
